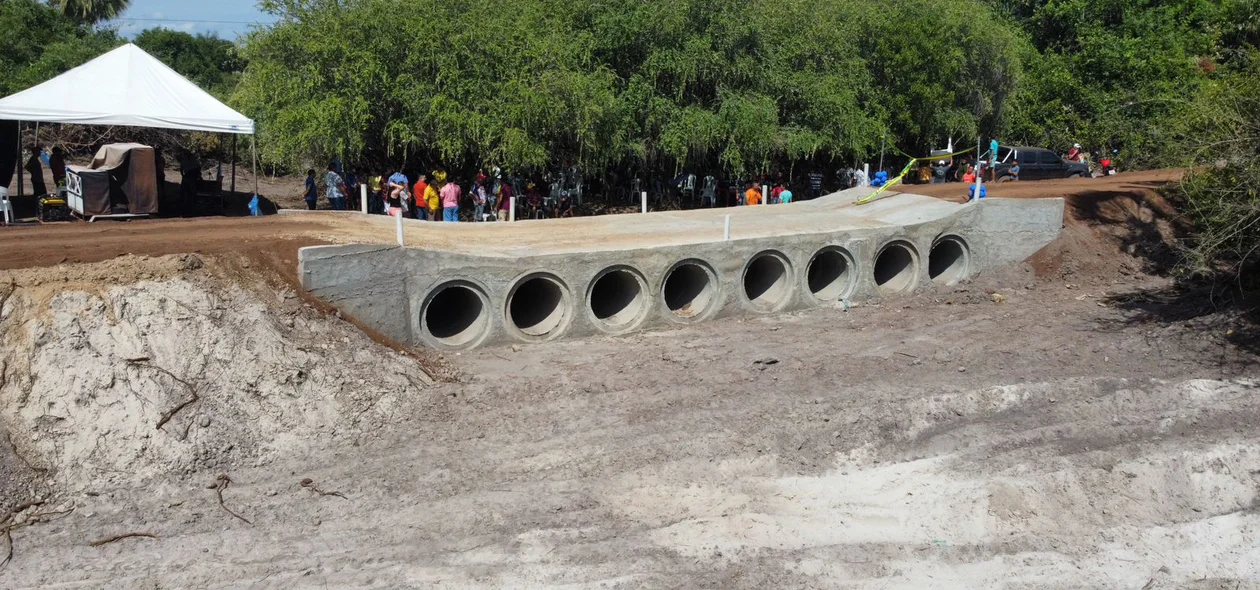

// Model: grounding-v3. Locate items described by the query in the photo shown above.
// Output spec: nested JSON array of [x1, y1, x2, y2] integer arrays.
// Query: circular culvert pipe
[[422, 281, 491, 349], [507, 273, 571, 339], [588, 266, 649, 331], [742, 251, 793, 311], [662, 260, 718, 321], [873, 241, 919, 294], [807, 247, 856, 301], [929, 236, 970, 286]]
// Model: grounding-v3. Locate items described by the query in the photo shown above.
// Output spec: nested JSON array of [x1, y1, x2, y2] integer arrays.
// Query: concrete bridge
[[297, 188, 1064, 350]]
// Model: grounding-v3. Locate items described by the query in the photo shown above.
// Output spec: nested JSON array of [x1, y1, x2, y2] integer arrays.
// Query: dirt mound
[[0, 254, 440, 514]]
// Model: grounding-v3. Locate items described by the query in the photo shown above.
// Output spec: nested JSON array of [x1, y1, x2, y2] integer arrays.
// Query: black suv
[[992, 146, 1090, 182]]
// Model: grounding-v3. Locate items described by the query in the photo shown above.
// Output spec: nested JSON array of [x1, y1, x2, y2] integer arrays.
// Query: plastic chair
[[0, 187, 11, 224]]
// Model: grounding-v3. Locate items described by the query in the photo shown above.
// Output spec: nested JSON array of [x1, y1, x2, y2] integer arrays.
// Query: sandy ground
[[3, 168, 1260, 589]]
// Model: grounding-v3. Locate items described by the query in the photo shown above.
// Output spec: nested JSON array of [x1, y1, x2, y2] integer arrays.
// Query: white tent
[[0, 43, 253, 134], [0, 43, 258, 203]]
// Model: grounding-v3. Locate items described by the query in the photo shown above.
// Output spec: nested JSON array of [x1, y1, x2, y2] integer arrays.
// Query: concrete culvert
[[808, 247, 853, 301], [874, 242, 918, 293], [743, 252, 792, 311], [589, 268, 646, 329], [508, 274, 569, 338], [424, 282, 490, 348], [663, 261, 716, 319], [929, 237, 970, 286]]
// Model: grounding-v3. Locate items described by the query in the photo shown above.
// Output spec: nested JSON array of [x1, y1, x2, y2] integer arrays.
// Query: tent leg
[[230, 134, 237, 196], [251, 134, 258, 196], [16, 121, 23, 199]]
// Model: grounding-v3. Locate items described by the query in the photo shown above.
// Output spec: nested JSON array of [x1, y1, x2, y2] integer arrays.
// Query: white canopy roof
[[0, 43, 254, 134]]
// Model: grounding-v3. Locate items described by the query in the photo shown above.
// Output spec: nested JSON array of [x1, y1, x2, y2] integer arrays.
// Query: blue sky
[[110, 0, 277, 40]]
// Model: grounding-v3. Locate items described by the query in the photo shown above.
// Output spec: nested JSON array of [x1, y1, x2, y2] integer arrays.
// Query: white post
[[641, 191, 647, 213], [973, 168, 983, 202], [862, 163, 870, 187], [360, 183, 368, 214], [723, 215, 730, 241], [395, 210, 404, 246], [761, 184, 769, 205], [509, 196, 516, 222]]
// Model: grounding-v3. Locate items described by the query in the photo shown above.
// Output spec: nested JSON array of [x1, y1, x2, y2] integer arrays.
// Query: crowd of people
[[300, 163, 884, 220], [305, 163, 586, 222]]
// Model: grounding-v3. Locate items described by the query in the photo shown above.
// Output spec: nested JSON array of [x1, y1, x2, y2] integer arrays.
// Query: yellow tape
[[854, 147, 977, 205]]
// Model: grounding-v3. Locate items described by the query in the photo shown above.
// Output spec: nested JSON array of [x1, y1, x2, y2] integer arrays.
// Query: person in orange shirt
[[412, 173, 429, 220], [744, 183, 762, 206]]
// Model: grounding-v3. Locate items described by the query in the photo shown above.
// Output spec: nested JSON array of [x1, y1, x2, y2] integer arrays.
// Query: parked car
[[991, 146, 1090, 182]]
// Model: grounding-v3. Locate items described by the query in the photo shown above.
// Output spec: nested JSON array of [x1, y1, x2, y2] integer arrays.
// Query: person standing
[[324, 163, 347, 210], [179, 150, 200, 216], [24, 145, 47, 197], [779, 187, 793, 204], [1009, 160, 1021, 181], [496, 179, 513, 221], [367, 172, 384, 214], [304, 169, 318, 210], [426, 170, 443, 220], [806, 170, 824, 200], [770, 182, 785, 204], [412, 173, 429, 220], [345, 169, 360, 209], [440, 178, 462, 222], [386, 170, 409, 215], [744, 183, 761, 206], [49, 146, 67, 188], [471, 173, 488, 221]]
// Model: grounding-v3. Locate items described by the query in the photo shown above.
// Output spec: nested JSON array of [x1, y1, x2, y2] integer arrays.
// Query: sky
[[110, 0, 277, 40]]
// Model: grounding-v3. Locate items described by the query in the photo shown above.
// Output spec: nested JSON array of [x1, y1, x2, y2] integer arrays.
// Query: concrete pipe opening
[[929, 236, 970, 286], [588, 267, 648, 329], [663, 261, 717, 320], [508, 274, 570, 338], [743, 251, 792, 311], [807, 247, 855, 301], [874, 242, 919, 294], [424, 282, 490, 349]]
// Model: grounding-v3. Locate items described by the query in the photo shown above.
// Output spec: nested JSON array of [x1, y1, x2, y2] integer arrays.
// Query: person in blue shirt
[[779, 188, 793, 204], [1009, 160, 1021, 181], [304, 169, 317, 210]]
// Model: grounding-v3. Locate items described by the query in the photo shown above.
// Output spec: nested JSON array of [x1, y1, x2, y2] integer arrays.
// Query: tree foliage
[[134, 28, 246, 98], [51, 0, 130, 25], [236, 0, 1020, 174], [0, 0, 120, 96]]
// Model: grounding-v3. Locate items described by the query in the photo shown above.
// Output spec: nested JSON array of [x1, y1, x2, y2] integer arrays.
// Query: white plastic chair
[[0, 187, 12, 224]]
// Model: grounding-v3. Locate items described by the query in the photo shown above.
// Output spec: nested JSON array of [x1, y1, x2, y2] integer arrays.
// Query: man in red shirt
[[412, 173, 429, 220]]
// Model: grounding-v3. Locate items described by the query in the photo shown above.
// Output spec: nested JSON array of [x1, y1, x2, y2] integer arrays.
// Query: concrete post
[[863, 163, 870, 187], [360, 184, 368, 214], [723, 215, 730, 241], [641, 191, 647, 213], [762, 185, 769, 205], [395, 210, 404, 246], [509, 197, 516, 222]]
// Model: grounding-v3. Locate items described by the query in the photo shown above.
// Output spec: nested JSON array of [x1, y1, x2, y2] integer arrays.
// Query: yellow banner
[[854, 147, 976, 205]]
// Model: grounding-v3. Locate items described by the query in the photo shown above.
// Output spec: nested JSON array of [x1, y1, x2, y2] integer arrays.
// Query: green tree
[[1, 0, 120, 96], [51, 0, 130, 24], [134, 28, 246, 97]]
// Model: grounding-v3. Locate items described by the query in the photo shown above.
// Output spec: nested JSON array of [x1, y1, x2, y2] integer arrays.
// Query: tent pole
[[16, 121, 23, 199], [230, 134, 237, 195], [251, 134, 258, 196]]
